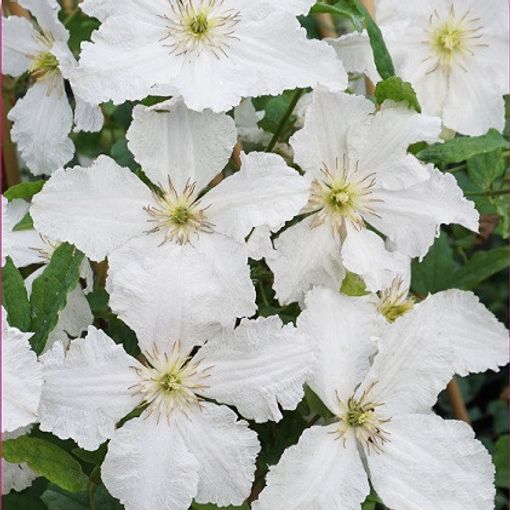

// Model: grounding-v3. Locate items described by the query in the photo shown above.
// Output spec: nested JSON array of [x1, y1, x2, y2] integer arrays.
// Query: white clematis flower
[[32, 97, 310, 324], [2, 197, 93, 353], [3, 0, 103, 175], [2, 309, 42, 433], [2, 427, 38, 495], [267, 89, 479, 304], [234, 99, 272, 147], [72, 0, 346, 112], [329, 0, 509, 136], [254, 287, 503, 510], [39, 315, 313, 510]]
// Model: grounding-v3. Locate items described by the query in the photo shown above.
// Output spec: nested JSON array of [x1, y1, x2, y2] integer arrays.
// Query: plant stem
[[465, 189, 509, 197], [447, 377, 470, 423], [63, 6, 79, 27], [266, 88, 305, 152]]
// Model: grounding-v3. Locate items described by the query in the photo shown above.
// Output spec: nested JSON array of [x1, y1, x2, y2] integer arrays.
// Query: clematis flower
[[3, 0, 103, 175], [329, 0, 508, 136], [254, 287, 508, 510], [2, 309, 42, 433], [2, 197, 93, 353], [2, 427, 38, 495], [72, 0, 346, 112], [38, 312, 313, 510], [32, 97, 310, 324], [267, 88, 479, 304]]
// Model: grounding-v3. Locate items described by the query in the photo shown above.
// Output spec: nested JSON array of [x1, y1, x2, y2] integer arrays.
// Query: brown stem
[[315, 13, 337, 38], [230, 140, 243, 171], [4, 0, 29, 16], [447, 377, 470, 423]]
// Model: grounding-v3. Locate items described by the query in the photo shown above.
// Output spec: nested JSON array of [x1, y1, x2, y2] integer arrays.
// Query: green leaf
[[192, 504, 249, 510], [4, 180, 45, 201], [450, 247, 509, 290], [494, 436, 509, 489], [3, 437, 88, 493], [353, 0, 395, 79], [30, 243, 85, 354], [418, 129, 508, 164], [311, 2, 364, 31], [110, 138, 136, 170], [3, 256, 31, 331], [42, 484, 123, 510], [375, 76, 421, 112], [12, 211, 34, 231], [467, 149, 506, 191], [3, 493, 48, 510], [340, 271, 369, 296], [411, 232, 456, 295]]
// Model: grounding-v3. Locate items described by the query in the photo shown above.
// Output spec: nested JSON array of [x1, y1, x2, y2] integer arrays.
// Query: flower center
[[132, 341, 211, 421], [422, 5, 486, 71], [376, 277, 415, 323], [145, 178, 213, 245], [306, 155, 379, 237], [30, 51, 59, 81], [162, 0, 241, 59], [336, 384, 390, 452]]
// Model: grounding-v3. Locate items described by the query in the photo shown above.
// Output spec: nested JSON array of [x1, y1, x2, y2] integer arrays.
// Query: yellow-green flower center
[[345, 399, 376, 428], [159, 372, 182, 393], [189, 12, 209, 36], [30, 51, 59, 80], [432, 23, 466, 59]]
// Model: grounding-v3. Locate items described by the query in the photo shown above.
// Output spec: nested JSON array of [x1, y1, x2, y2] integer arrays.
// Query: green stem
[[465, 189, 509, 198], [266, 88, 305, 152]]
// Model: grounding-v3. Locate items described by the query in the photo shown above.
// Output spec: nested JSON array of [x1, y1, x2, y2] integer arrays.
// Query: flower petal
[[9, 78, 74, 176], [175, 403, 259, 507], [253, 425, 369, 510], [290, 88, 374, 178], [73, 96, 104, 133], [298, 288, 380, 414], [407, 290, 509, 377], [367, 167, 479, 259], [206, 152, 310, 242], [39, 327, 141, 450], [198, 316, 313, 422], [107, 238, 253, 354], [127, 97, 237, 192], [2, 316, 41, 433], [31, 156, 154, 262], [2, 15, 43, 77], [102, 415, 199, 510], [367, 413, 495, 510], [341, 224, 409, 292], [268, 217, 345, 305], [18, 0, 68, 42]]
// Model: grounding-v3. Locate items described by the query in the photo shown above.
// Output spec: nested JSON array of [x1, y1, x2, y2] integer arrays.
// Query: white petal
[[39, 327, 141, 450], [2, 15, 43, 77], [268, 217, 345, 305], [206, 152, 310, 242], [254, 425, 369, 510], [341, 224, 409, 292], [2, 316, 40, 433], [31, 156, 154, 262], [43, 285, 94, 353], [357, 300, 456, 416], [107, 238, 254, 354], [246, 226, 275, 261], [348, 101, 442, 190], [234, 99, 271, 146], [17, 0, 69, 42], [367, 414, 495, 510], [298, 288, 380, 414], [175, 403, 259, 507], [80, 0, 169, 22], [73, 96, 104, 133], [408, 290, 509, 377], [290, 88, 374, 178], [367, 167, 479, 259], [127, 97, 237, 192], [9, 78, 74, 176], [274, 0, 316, 15], [2, 427, 37, 495], [102, 415, 199, 510], [198, 316, 313, 422]]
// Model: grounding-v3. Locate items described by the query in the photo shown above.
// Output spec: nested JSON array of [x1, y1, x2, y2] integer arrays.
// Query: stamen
[[376, 277, 415, 322]]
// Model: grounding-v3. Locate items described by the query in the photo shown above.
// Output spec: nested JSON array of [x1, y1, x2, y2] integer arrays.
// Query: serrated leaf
[[3, 256, 31, 331], [340, 271, 369, 296], [450, 247, 509, 290], [375, 76, 421, 112], [30, 243, 85, 354], [353, 0, 395, 79], [4, 180, 45, 201], [494, 436, 509, 489], [418, 129, 507, 164], [3, 437, 88, 493], [467, 149, 506, 191]]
